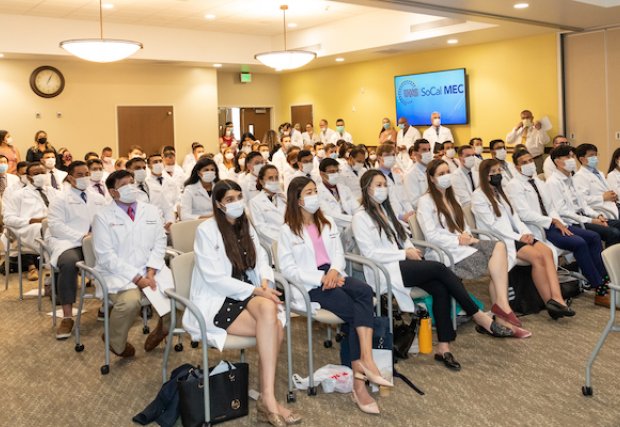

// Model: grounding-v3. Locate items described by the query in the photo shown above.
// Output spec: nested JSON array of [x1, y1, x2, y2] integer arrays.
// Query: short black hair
[[413, 138, 430, 152], [245, 151, 262, 166], [42, 148, 56, 156], [192, 144, 204, 152], [102, 146, 113, 152], [314, 142, 324, 150], [16, 161, 28, 170], [349, 147, 365, 159], [125, 157, 146, 170], [84, 151, 99, 160], [67, 160, 87, 175], [512, 149, 531, 165], [26, 162, 44, 175], [105, 169, 133, 190], [458, 145, 474, 156], [297, 150, 313, 162], [319, 157, 339, 172], [489, 139, 505, 151], [469, 137, 482, 146], [550, 144, 573, 161], [575, 143, 598, 160], [147, 153, 163, 164], [87, 158, 103, 168], [161, 145, 175, 153]]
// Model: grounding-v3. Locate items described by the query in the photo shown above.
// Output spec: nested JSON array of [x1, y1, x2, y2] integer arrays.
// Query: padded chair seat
[[410, 287, 430, 299], [313, 309, 344, 324], [223, 335, 257, 350]]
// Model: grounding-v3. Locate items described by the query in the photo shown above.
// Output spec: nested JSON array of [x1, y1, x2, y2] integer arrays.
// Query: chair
[[74, 236, 152, 375], [169, 219, 206, 254], [35, 237, 60, 327], [3, 225, 40, 300], [582, 244, 620, 396]]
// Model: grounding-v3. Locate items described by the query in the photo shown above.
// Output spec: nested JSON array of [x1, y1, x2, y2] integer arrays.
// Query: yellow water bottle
[[418, 312, 433, 354]]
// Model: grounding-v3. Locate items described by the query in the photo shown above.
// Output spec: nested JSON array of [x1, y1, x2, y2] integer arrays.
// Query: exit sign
[[240, 73, 252, 83]]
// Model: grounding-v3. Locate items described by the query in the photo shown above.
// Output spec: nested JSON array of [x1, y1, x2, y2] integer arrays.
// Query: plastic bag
[[292, 364, 353, 393]]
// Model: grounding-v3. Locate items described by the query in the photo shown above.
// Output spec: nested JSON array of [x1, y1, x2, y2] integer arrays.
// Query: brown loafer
[[144, 318, 168, 352], [101, 334, 135, 358]]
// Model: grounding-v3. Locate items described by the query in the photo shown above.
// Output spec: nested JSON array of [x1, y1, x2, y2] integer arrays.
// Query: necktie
[[127, 206, 135, 221], [435, 127, 440, 136], [36, 188, 49, 207], [50, 171, 58, 189], [467, 171, 475, 191], [94, 183, 105, 196], [157, 176, 163, 185], [521, 126, 529, 145], [138, 183, 150, 200], [528, 179, 548, 216], [80, 191, 87, 203], [0, 174, 6, 197], [387, 171, 395, 183], [502, 162, 513, 179]]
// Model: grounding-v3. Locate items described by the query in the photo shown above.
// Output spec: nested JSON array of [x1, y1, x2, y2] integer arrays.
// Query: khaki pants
[[534, 154, 545, 175], [108, 288, 141, 354]]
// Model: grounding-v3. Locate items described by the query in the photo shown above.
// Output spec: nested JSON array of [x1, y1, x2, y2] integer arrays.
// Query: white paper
[[142, 286, 171, 317], [209, 360, 236, 376], [539, 116, 552, 132], [47, 307, 86, 317]]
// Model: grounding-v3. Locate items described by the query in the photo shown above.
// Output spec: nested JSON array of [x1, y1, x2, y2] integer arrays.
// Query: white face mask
[[474, 145, 483, 155], [352, 162, 364, 172], [165, 165, 175, 173], [265, 181, 280, 194], [301, 194, 320, 214], [564, 158, 577, 172], [520, 162, 536, 177], [383, 155, 396, 169], [316, 149, 326, 158], [32, 174, 48, 189], [133, 169, 147, 183], [463, 156, 476, 170], [522, 118, 533, 128], [495, 148, 507, 161], [302, 163, 314, 175], [432, 118, 441, 127], [327, 173, 339, 186], [369, 154, 377, 162], [75, 176, 89, 191], [238, 158, 246, 168], [445, 148, 456, 159], [44, 158, 56, 169], [118, 184, 138, 204], [371, 187, 389, 204], [421, 151, 434, 165], [151, 163, 164, 175], [252, 163, 264, 176], [90, 170, 104, 182], [201, 171, 216, 183], [242, 146, 252, 154], [20, 175, 29, 185], [6, 137, 13, 145], [436, 174, 452, 189], [225, 152, 234, 161], [260, 151, 270, 160], [222, 199, 245, 219]]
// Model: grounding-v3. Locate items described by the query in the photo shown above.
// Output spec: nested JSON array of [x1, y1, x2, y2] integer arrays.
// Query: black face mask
[[490, 173, 503, 188], [37, 137, 47, 145]]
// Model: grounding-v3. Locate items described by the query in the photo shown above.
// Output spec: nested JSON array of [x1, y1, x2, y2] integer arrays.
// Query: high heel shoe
[[256, 399, 287, 427], [358, 362, 393, 387], [546, 299, 576, 320], [351, 376, 380, 415]]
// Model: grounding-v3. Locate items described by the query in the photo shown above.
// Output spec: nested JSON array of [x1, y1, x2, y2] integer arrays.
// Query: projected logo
[[397, 80, 418, 105]]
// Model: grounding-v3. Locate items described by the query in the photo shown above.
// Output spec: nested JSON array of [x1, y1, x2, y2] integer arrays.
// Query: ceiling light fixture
[[205, 14, 216, 20], [0, 53, 5, 58], [513, 3, 529, 9], [102, 3, 114, 9], [254, 5, 316, 71], [213, 63, 223, 68], [287, 22, 297, 28], [447, 38, 459, 44], [59, 0, 142, 63], [335, 57, 345, 62]]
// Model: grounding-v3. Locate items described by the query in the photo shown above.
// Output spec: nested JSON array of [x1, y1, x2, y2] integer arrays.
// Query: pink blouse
[[306, 223, 331, 267]]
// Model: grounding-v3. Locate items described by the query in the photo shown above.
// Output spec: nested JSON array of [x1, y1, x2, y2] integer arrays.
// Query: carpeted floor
[[1, 274, 620, 427]]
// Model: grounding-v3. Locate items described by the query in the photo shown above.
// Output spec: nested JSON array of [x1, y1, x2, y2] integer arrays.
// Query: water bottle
[[418, 311, 433, 354]]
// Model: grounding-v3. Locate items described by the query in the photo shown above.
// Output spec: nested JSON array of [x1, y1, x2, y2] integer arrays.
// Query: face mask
[[165, 165, 175, 173], [421, 152, 434, 165], [151, 163, 164, 175], [371, 187, 389, 204], [265, 181, 280, 193], [0, 164, 8, 174], [118, 184, 138, 203], [33, 174, 48, 189], [225, 129, 232, 137], [474, 145, 483, 155], [242, 146, 251, 154], [521, 162, 536, 177], [369, 154, 377, 162], [463, 156, 476, 169], [336, 125, 345, 133], [239, 158, 246, 168], [383, 155, 396, 169], [225, 153, 234, 161], [300, 194, 320, 214], [20, 175, 29, 185], [44, 158, 56, 169], [587, 156, 599, 169], [222, 199, 244, 219], [201, 171, 216, 183], [445, 148, 456, 159], [495, 148, 507, 161], [383, 123, 390, 130], [564, 158, 577, 172], [327, 173, 339, 186], [432, 118, 441, 127], [102, 156, 112, 163], [352, 162, 364, 172], [436, 174, 452, 189], [75, 176, 89, 191], [6, 137, 13, 145], [329, 153, 338, 160], [90, 170, 104, 182], [252, 163, 264, 176], [37, 137, 47, 145], [282, 131, 290, 136], [489, 173, 503, 187], [522, 118, 533, 127], [398, 124, 405, 130], [302, 163, 314, 175], [260, 151, 269, 160], [316, 149, 326, 158], [133, 169, 147, 183]]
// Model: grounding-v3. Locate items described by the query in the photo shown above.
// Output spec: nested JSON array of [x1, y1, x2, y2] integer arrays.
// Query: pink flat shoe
[[511, 326, 532, 339], [491, 304, 522, 327]]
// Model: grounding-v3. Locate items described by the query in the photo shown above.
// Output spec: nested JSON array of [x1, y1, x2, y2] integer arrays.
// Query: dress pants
[[108, 288, 142, 354], [56, 247, 83, 305], [545, 224, 606, 287], [585, 219, 620, 246]]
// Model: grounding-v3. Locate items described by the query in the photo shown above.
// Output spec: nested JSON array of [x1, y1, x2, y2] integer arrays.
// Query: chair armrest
[[471, 228, 503, 242], [594, 206, 618, 220], [259, 240, 273, 267], [561, 214, 586, 229], [409, 238, 453, 266], [166, 248, 182, 258], [76, 261, 109, 299], [522, 222, 547, 242], [277, 271, 314, 316], [35, 237, 52, 258]]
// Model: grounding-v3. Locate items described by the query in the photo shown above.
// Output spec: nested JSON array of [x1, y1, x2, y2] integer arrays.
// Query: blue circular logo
[[398, 80, 418, 105]]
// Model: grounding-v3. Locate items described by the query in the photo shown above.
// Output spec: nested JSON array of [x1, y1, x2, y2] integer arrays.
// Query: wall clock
[[30, 65, 65, 98]]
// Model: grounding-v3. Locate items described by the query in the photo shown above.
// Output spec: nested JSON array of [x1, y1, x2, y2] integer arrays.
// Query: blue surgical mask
[[0, 164, 8, 174], [587, 156, 599, 169], [398, 124, 405, 130], [336, 125, 345, 133], [330, 153, 338, 160], [383, 123, 390, 130]]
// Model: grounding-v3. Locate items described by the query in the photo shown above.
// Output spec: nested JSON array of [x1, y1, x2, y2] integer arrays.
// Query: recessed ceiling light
[[213, 63, 222, 68], [513, 3, 529, 9], [102, 3, 114, 9], [287, 22, 297, 28], [447, 39, 459, 44], [204, 14, 216, 20], [335, 57, 345, 62], [0, 53, 5, 58]]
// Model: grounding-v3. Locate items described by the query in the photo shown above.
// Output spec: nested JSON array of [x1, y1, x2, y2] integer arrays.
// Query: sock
[[596, 283, 609, 296]]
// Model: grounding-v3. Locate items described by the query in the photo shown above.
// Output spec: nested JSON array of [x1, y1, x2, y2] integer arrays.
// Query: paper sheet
[[539, 116, 552, 132], [142, 286, 171, 317]]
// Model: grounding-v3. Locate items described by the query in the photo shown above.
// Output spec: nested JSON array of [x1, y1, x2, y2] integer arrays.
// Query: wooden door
[[241, 108, 271, 141], [117, 106, 174, 157], [291, 104, 313, 128]]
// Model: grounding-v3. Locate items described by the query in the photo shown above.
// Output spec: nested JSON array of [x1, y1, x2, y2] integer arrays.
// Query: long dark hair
[[426, 159, 465, 233], [256, 164, 278, 191], [478, 159, 513, 217], [284, 176, 331, 238], [608, 147, 620, 174], [359, 169, 407, 245], [184, 157, 219, 187], [212, 180, 256, 274]]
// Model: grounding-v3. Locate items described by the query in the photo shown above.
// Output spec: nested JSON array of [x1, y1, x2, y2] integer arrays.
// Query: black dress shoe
[[434, 352, 461, 371], [475, 321, 514, 338], [546, 299, 576, 320]]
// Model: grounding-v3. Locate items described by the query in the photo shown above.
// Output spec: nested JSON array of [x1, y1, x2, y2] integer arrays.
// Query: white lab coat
[[498, 160, 518, 183], [3, 184, 59, 250], [442, 156, 461, 172], [319, 128, 336, 144], [179, 182, 214, 221], [89, 179, 112, 202], [396, 126, 421, 149], [240, 173, 260, 202], [49, 168, 68, 190], [351, 209, 416, 312], [396, 153, 414, 172], [248, 190, 286, 243], [47, 186, 107, 266], [546, 171, 598, 225], [416, 194, 477, 266], [574, 166, 619, 218], [403, 163, 428, 210], [135, 182, 175, 224], [422, 126, 454, 154], [182, 154, 197, 176], [543, 156, 556, 180], [339, 163, 365, 200], [147, 173, 181, 212], [607, 169, 620, 195], [377, 168, 413, 219], [92, 201, 172, 298], [290, 129, 304, 148], [302, 131, 321, 145], [182, 218, 277, 350], [317, 181, 360, 229], [329, 131, 353, 144], [451, 166, 479, 206], [271, 149, 287, 174], [165, 164, 187, 191], [0, 173, 19, 192], [506, 126, 550, 158]]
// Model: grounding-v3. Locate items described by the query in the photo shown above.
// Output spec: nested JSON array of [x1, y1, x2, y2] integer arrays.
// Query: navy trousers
[[585, 219, 620, 247]]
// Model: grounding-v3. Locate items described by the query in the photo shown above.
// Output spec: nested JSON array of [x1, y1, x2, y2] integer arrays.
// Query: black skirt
[[514, 238, 538, 252], [213, 296, 254, 330]]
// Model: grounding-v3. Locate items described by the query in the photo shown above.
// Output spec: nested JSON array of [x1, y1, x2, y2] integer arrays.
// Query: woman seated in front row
[[352, 170, 514, 372], [418, 160, 530, 337], [472, 159, 574, 320], [249, 164, 286, 243], [183, 180, 301, 427], [278, 176, 389, 416], [179, 157, 219, 221]]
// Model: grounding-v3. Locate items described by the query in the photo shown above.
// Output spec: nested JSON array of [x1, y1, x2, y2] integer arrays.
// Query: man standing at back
[[422, 112, 454, 154], [396, 116, 421, 151], [506, 109, 550, 174]]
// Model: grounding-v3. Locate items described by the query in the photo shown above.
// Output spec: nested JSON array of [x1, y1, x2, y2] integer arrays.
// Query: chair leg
[[240, 348, 245, 363], [17, 240, 23, 301], [51, 271, 57, 327], [451, 298, 457, 330], [101, 296, 111, 375], [4, 245, 9, 291], [286, 305, 295, 403], [584, 289, 617, 394], [306, 315, 317, 396], [37, 256, 43, 312], [162, 304, 176, 383], [74, 270, 87, 352]]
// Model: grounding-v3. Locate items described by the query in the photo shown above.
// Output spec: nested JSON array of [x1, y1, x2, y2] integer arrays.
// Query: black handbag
[[393, 315, 418, 360], [508, 265, 545, 315], [177, 361, 249, 426]]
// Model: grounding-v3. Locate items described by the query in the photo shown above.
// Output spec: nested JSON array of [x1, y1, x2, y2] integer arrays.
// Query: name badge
[[146, 220, 157, 225]]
